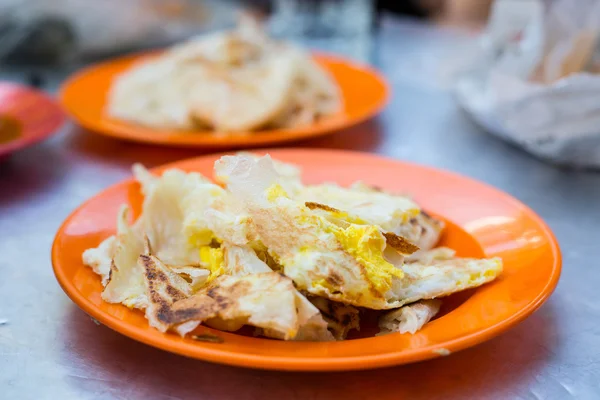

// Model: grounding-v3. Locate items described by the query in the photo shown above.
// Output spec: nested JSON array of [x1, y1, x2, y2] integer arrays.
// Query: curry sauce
[[0, 115, 22, 144]]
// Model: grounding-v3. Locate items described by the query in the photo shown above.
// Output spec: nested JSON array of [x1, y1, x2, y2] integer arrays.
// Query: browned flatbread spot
[[383, 232, 419, 255], [304, 202, 342, 213], [309, 297, 360, 340], [325, 270, 344, 287], [144, 257, 183, 288], [106, 259, 117, 285], [250, 206, 315, 257], [160, 277, 253, 325], [138, 253, 191, 331]]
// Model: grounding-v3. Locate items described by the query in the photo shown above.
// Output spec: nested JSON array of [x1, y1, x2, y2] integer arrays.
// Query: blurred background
[[4, 0, 598, 166], [0, 0, 492, 71]]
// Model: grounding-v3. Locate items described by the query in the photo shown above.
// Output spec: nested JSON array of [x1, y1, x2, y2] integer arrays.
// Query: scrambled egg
[[199, 245, 224, 283], [267, 183, 404, 295], [331, 224, 404, 292], [187, 228, 215, 248], [297, 212, 403, 294], [266, 183, 289, 202]]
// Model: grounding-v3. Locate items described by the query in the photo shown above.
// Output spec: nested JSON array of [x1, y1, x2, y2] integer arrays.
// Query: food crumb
[[191, 333, 224, 343], [433, 348, 451, 356], [90, 317, 101, 326]]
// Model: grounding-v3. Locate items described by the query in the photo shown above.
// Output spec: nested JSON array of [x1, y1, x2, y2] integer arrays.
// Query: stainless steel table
[[1, 18, 599, 400]]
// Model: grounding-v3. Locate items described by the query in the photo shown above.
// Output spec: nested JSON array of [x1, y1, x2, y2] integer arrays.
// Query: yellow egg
[[328, 209, 368, 225], [323, 221, 403, 294], [294, 210, 404, 299], [266, 183, 289, 202], [187, 228, 215, 248], [311, 278, 337, 292], [199, 245, 224, 283]]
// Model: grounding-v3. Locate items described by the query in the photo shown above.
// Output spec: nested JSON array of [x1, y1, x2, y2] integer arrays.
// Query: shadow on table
[[0, 140, 67, 208], [59, 301, 558, 399], [300, 119, 384, 152], [61, 126, 209, 169], [60, 118, 384, 168]]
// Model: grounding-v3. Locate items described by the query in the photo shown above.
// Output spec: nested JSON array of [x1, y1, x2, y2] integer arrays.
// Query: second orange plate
[[52, 149, 561, 371], [59, 52, 389, 148]]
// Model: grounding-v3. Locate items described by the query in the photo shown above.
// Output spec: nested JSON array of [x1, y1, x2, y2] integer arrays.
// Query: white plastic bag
[[454, 0, 600, 167]]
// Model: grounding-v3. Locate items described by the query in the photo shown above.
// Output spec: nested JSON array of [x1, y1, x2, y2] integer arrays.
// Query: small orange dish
[[59, 52, 389, 148], [51, 149, 561, 371]]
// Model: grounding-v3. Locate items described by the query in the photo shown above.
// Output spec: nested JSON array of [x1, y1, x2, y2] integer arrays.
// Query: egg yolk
[[297, 212, 404, 295], [266, 183, 288, 202], [188, 228, 215, 248], [312, 278, 337, 292], [329, 224, 403, 294], [200, 246, 224, 283], [327, 209, 368, 225]]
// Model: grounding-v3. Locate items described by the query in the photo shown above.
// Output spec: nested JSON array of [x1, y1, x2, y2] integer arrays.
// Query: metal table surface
[[1, 18, 599, 400]]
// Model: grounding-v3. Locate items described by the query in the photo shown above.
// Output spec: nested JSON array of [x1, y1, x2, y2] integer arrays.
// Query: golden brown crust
[[309, 297, 360, 340], [139, 254, 189, 327], [304, 201, 342, 213], [250, 206, 315, 259], [106, 259, 117, 286], [325, 270, 344, 288], [382, 232, 419, 255], [156, 277, 253, 326]]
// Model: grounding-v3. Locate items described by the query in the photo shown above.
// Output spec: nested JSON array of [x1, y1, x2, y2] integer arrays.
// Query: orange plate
[[52, 149, 561, 371], [59, 52, 389, 148], [0, 82, 65, 157]]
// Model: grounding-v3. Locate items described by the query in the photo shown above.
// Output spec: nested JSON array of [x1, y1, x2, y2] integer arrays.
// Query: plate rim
[[0, 82, 65, 157], [58, 51, 390, 148], [51, 148, 562, 371]]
